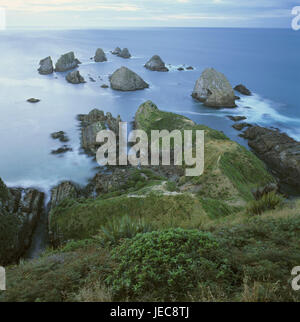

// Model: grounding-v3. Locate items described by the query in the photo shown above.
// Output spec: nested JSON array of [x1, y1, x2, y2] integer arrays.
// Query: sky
[[0, 0, 298, 29]]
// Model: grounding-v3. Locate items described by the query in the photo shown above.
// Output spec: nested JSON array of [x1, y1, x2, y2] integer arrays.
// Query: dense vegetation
[[1, 102, 298, 302]]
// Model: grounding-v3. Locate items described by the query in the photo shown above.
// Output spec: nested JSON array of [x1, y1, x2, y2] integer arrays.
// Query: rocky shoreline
[[1, 45, 299, 268]]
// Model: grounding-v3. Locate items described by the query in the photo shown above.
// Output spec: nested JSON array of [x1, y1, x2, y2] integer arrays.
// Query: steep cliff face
[[0, 178, 45, 266]]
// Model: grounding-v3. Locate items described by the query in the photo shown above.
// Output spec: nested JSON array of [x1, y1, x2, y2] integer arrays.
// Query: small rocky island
[[55, 52, 81, 72], [117, 48, 131, 59], [66, 70, 85, 84], [38, 56, 54, 75], [94, 48, 107, 62], [192, 68, 237, 108], [144, 55, 169, 72], [109, 66, 149, 91]]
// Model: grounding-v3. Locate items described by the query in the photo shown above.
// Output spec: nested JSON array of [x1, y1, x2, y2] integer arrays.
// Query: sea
[[0, 27, 299, 194]]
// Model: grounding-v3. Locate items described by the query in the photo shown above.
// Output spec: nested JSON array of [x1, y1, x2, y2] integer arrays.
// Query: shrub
[[98, 215, 154, 244], [247, 191, 283, 215], [106, 228, 233, 301], [165, 181, 178, 192]]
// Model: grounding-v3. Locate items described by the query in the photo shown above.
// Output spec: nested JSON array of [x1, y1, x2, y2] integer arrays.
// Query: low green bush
[[98, 215, 154, 245], [247, 191, 283, 215], [106, 228, 233, 301]]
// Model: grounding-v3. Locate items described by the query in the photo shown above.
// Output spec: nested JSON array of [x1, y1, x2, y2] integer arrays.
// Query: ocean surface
[[1, 27, 299, 194]]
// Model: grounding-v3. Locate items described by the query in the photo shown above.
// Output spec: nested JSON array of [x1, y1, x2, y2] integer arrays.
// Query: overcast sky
[[0, 0, 298, 29]]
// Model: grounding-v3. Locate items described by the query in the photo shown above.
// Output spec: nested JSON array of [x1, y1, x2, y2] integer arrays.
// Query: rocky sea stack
[[109, 66, 149, 91], [144, 55, 169, 72], [55, 52, 80, 72], [94, 48, 107, 62], [78, 109, 121, 155], [117, 48, 131, 59], [38, 56, 53, 75], [66, 70, 85, 84], [234, 84, 252, 96], [111, 47, 121, 55], [192, 68, 237, 108]]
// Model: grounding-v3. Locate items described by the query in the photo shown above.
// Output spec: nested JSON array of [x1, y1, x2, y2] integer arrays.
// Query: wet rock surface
[[94, 48, 107, 62], [55, 52, 80, 72], [0, 178, 45, 265], [117, 48, 131, 58], [109, 66, 149, 91], [38, 56, 54, 75], [234, 84, 252, 96], [27, 98, 40, 103], [192, 68, 237, 107], [78, 109, 121, 155], [243, 126, 300, 193], [66, 70, 85, 84], [50, 131, 69, 142], [144, 55, 169, 72]]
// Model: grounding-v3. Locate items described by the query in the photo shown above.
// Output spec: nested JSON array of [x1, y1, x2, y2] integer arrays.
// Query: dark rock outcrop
[[51, 145, 73, 155], [144, 55, 169, 72], [192, 68, 237, 108], [94, 48, 107, 62], [51, 131, 69, 142], [55, 52, 80, 72], [117, 48, 131, 59], [232, 123, 251, 131], [0, 178, 45, 265], [243, 126, 300, 193], [78, 109, 121, 155], [234, 84, 252, 96], [227, 115, 247, 122], [111, 47, 121, 55], [48, 181, 79, 211], [109, 66, 149, 91], [38, 56, 54, 75], [66, 70, 85, 84], [27, 98, 40, 103]]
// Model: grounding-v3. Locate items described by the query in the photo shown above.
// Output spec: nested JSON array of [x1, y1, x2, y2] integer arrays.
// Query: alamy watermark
[[0, 266, 5, 291], [96, 122, 204, 177], [292, 6, 300, 30]]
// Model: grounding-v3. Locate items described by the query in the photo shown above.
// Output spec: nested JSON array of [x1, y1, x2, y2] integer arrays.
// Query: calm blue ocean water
[[0, 28, 299, 192]]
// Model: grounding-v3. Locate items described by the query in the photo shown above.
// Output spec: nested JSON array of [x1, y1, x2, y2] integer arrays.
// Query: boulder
[[94, 48, 107, 62], [227, 115, 247, 122], [117, 48, 131, 59], [51, 145, 73, 155], [109, 66, 149, 91], [111, 47, 121, 55], [234, 84, 252, 96], [27, 98, 40, 103], [232, 123, 251, 131], [101, 84, 109, 88], [66, 70, 85, 84], [38, 56, 54, 75], [50, 131, 69, 142], [192, 68, 237, 108], [0, 178, 45, 265], [144, 55, 169, 72], [79, 109, 121, 155], [243, 126, 300, 193], [55, 52, 80, 72]]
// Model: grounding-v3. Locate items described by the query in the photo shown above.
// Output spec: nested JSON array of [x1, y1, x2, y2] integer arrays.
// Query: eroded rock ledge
[[243, 126, 300, 194]]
